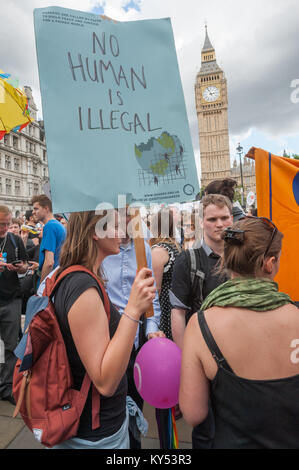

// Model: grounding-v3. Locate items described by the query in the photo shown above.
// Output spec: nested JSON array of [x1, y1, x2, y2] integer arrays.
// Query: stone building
[[0, 87, 49, 217], [195, 26, 256, 202]]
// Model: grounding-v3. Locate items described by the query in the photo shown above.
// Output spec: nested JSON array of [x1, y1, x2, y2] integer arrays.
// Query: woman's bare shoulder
[[151, 245, 170, 260]]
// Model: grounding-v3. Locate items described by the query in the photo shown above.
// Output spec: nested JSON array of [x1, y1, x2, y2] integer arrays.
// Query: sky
[[2, 0, 299, 182]]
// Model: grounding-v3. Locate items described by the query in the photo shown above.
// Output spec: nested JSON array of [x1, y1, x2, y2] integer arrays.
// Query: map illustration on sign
[[135, 131, 186, 187]]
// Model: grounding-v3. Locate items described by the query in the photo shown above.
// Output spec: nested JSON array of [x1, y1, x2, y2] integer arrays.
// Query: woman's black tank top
[[198, 311, 299, 449]]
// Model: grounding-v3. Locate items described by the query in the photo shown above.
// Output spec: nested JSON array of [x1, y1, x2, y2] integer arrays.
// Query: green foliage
[[233, 186, 243, 205], [282, 150, 299, 160]]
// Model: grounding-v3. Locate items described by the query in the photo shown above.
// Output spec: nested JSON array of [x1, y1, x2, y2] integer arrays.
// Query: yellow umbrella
[[0, 72, 33, 140]]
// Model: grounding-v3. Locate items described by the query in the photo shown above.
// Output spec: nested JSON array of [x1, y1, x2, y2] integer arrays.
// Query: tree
[[234, 186, 243, 206]]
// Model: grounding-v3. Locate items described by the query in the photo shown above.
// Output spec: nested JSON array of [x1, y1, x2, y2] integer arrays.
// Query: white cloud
[[1, 0, 101, 117]]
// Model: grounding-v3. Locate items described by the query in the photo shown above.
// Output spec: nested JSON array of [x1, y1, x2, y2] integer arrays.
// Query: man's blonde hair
[[201, 194, 233, 217]]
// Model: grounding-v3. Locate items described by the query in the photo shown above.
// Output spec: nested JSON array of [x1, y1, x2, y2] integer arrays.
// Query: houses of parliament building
[[195, 26, 256, 201]]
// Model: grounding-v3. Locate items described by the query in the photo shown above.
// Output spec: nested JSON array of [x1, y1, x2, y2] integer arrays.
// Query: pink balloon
[[133, 338, 182, 409]]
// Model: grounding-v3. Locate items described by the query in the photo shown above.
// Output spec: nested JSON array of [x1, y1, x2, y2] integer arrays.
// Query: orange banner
[[247, 147, 299, 301]]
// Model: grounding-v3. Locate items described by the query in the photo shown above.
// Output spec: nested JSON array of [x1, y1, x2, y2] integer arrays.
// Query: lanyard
[[0, 235, 7, 255], [0, 235, 19, 260]]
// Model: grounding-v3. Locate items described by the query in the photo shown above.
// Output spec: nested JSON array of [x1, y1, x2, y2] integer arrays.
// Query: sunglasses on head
[[246, 215, 278, 258]]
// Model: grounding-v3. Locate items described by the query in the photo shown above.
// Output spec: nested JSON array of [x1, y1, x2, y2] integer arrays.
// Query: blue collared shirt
[[102, 240, 161, 349]]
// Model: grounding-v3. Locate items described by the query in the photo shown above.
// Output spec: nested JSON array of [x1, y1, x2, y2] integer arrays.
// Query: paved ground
[[0, 399, 192, 449]]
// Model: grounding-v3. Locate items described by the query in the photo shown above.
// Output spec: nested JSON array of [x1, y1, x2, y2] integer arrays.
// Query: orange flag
[[247, 147, 299, 302]]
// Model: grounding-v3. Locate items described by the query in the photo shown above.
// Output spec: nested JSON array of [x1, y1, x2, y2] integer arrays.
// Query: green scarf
[[201, 278, 292, 312]]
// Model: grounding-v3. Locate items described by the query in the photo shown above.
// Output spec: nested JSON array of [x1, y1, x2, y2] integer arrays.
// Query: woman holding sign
[[53, 210, 156, 449]]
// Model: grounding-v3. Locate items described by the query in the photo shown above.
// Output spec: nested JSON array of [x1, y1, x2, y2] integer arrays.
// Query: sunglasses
[[246, 215, 278, 258]]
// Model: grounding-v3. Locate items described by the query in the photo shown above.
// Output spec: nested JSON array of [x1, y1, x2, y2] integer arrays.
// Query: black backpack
[[185, 246, 210, 319]]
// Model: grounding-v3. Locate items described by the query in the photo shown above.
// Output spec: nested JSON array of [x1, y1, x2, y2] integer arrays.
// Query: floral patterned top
[[151, 242, 180, 340]]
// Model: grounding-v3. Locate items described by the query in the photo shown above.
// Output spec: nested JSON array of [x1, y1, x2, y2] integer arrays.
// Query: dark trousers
[[192, 403, 215, 449], [126, 347, 144, 449], [155, 408, 171, 448], [0, 298, 22, 398]]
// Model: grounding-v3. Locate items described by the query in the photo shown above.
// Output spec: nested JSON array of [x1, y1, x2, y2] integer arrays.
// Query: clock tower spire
[[195, 26, 231, 188], [202, 24, 215, 59]]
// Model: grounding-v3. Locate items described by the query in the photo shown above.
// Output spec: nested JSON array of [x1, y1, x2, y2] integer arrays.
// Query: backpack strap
[[77, 373, 101, 430], [188, 248, 205, 285], [46, 265, 110, 430], [186, 249, 206, 314], [188, 248, 196, 285], [45, 265, 110, 321], [197, 311, 234, 374]]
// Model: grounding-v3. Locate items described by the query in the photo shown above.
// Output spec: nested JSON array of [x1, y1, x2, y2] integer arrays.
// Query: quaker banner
[[34, 7, 199, 213]]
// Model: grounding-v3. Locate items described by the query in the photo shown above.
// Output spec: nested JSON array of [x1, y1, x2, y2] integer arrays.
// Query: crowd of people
[[0, 177, 299, 449]]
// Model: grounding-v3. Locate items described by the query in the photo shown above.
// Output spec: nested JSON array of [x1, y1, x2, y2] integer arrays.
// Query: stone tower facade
[[195, 26, 231, 188]]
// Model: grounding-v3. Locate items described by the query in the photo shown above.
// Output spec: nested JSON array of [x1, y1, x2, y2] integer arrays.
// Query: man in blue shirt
[[31, 195, 66, 283], [102, 211, 164, 448]]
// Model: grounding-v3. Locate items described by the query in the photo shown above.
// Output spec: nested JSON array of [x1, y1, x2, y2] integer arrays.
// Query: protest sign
[[247, 147, 299, 301], [34, 6, 199, 213]]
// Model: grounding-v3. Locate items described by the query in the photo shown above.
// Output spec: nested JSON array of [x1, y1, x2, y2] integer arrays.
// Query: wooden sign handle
[[132, 209, 154, 318]]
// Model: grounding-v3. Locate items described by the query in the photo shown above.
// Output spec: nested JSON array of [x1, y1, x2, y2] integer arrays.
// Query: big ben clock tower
[[195, 26, 231, 188]]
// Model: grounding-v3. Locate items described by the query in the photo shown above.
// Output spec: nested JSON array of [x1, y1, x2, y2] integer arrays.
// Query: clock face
[[202, 86, 220, 102]]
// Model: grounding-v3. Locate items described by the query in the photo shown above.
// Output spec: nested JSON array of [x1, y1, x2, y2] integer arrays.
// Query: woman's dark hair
[[205, 178, 237, 202], [222, 217, 283, 276], [25, 210, 33, 221]]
